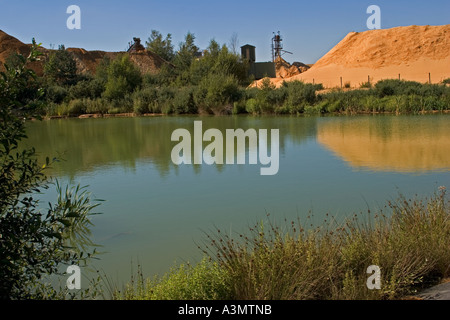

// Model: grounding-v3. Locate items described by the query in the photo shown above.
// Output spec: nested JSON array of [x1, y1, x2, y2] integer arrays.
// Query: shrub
[[1, 42, 100, 299], [245, 98, 260, 115], [172, 87, 197, 114], [103, 54, 142, 100], [157, 86, 176, 114], [133, 87, 159, 114], [85, 98, 109, 115], [195, 73, 240, 114], [282, 81, 318, 112], [360, 81, 372, 89], [69, 78, 105, 100], [46, 85, 68, 104], [67, 98, 87, 115], [113, 258, 231, 300]]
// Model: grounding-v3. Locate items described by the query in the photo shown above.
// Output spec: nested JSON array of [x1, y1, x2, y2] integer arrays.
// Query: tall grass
[[114, 189, 449, 300]]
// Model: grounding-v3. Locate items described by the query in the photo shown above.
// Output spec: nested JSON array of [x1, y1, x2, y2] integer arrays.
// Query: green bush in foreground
[[113, 259, 231, 300], [0, 41, 101, 300], [114, 189, 449, 300]]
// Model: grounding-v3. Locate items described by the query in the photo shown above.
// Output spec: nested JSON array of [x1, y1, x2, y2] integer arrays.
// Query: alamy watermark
[[67, 5, 81, 30], [171, 121, 280, 176], [367, 5, 381, 30], [66, 265, 81, 290], [366, 265, 382, 290]]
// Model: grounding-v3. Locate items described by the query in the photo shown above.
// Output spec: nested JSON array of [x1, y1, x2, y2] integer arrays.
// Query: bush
[[85, 98, 109, 115], [46, 85, 68, 104], [69, 78, 105, 100], [172, 87, 197, 114], [67, 99, 87, 115], [113, 258, 231, 300], [360, 81, 372, 89], [245, 98, 260, 115], [103, 54, 142, 100], [1, 42, 100, 299], [133, 87, 159, 114], [195, 73, 240, 114], [282, 81, 318, 113], [157, 86, 176, 114], [375, 80, 423, 97]]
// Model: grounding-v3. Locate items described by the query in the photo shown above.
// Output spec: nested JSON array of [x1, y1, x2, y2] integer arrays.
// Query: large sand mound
[[0, 30, 168, 76], [257, 25, 450, 88]]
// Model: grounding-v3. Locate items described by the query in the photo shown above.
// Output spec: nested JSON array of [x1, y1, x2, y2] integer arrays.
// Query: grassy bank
[[43, 78, 450, 118], [112, 189, 449, 300]]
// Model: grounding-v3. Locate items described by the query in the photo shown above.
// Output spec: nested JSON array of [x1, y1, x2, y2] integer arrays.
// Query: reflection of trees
[[24, 116, 318, 178], [317, 115, 450, 172]]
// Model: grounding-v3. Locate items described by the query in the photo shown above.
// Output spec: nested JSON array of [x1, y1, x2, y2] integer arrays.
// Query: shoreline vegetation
[[112, 189, 449, 300], [42, 76, 450, 118], [8, 31, 447, 119]]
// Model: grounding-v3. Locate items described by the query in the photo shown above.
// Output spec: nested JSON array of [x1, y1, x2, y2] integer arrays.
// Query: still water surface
[[25, 115, 450, 284]]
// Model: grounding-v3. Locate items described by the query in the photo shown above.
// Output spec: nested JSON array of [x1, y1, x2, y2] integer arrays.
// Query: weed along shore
[[112, 190, 450, 300]]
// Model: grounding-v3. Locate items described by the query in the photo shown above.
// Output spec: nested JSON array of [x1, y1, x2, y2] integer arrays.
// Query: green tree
[[0, 41, 100, 299], [103, 54, 142, 100], [195, 73, 241, 114], [145, 30, 175, 62], [44, 45, 77, 85], [174, 32, 199, 72], [188, 40, 248, 86]]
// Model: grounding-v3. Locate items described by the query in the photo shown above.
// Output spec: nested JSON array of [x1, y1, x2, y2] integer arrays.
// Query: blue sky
[[0, 0, 449, 63]]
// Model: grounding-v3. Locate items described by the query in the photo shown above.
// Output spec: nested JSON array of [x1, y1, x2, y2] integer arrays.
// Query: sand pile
[[257, 25, 450, 88], [0, 30, 168, 76], [0, 30, 50, 75], [275, 57, 310, 79], [66, 48, 168, 75]]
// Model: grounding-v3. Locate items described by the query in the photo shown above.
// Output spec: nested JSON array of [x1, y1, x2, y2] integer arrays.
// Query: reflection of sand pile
[[275, 57, 310, 79], [317, 117, 450, 172], [258, 25, 450, 88], [0, 30, 168, 76]]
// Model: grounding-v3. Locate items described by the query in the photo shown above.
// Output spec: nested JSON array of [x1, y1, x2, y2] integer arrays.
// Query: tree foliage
[[44, 45, 77, 85], [146, 30, 175, 62], [103, 54, 142, 100], [0, 40, 100, 300]]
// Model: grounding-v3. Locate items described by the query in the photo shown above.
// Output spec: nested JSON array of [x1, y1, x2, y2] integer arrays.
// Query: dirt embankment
[[0, 30, 169, 76], [256, 24, 450, 88]]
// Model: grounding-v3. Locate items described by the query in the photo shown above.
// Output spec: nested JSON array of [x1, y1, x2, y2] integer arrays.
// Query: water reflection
[[24, 116, 318, 178], [317, 115, 450, 172]]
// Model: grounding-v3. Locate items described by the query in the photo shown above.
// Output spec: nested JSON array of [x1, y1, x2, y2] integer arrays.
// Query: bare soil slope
[[0, 30, 168, 76]]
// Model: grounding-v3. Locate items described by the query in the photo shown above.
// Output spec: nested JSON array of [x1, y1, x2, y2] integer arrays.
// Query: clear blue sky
[[0, 0, 449, 64]]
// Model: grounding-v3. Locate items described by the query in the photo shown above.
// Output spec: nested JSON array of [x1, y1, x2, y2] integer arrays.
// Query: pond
[[25, 114, 450, 285]]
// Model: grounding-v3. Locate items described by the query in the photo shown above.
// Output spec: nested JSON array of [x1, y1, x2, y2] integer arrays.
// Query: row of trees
[[41, 30, 250, 116]]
